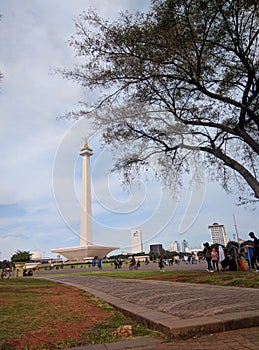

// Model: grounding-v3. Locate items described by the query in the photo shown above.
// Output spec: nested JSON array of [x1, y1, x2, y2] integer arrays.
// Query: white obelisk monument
[[80, 141, 94, 245], [51, 141, 119, 261]]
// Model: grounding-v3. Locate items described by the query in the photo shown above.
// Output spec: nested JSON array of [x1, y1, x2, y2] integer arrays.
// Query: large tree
[[62, 0, 259, 202]]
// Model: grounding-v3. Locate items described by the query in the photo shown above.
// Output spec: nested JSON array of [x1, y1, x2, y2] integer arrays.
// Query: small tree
[[0, 260, 12, 269], [11, 250, 31, 263]]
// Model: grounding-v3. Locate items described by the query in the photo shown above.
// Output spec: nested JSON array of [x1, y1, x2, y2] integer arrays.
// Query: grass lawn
[[0, 278, 157, 350]]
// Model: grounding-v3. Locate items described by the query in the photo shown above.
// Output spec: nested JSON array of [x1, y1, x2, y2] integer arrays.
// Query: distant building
[[168, 241, 181, 252], [181, 239, 189, 252], [150, 244, 163, 254], [130, 228, 143, 254], [208, 222, 228, 246]]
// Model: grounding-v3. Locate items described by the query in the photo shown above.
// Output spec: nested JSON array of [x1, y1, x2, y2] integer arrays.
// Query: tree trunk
[[201, 147, 259, 199]]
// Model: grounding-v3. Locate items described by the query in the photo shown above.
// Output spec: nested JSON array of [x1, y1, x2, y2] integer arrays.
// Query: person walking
[[97, 258, 102, 270], [211, 247, 219, 271], [203, 242, 214, 272], [248, 232, 259, 271], [158, 257, 165, 272]]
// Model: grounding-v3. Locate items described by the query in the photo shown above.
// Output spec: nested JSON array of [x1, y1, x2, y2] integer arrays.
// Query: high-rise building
[[181, 239, 189, 252], [168, 241, 181, 252], [150, 244, 163, 254], [208, 222, 228, 246], [130, 228, 143, 254]]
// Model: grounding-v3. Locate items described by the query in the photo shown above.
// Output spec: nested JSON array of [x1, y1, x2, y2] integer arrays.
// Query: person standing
[[203, 242, 214, 272], [158, 257, 165, 272], [248, 232, 259, 271], [211, 247, 219, 271], [97, 258, 102, 270]]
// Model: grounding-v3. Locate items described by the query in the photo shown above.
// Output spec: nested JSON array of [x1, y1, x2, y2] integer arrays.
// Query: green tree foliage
[[0, 260, 12, 269], [62, 0, 259, 203], [11, 250, 31, 262]]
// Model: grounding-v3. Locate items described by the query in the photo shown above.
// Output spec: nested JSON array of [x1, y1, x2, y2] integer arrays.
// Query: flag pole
[[233, 214, 240, 245], [233, 214, 240, 270]]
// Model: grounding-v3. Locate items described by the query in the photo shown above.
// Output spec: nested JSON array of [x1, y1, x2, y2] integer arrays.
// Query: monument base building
[[51, 244, 118, 261]]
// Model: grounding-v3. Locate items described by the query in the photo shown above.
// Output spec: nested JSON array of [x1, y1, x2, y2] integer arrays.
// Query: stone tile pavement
[[45, 276, 259, 333], [42, 275, 259, 349]]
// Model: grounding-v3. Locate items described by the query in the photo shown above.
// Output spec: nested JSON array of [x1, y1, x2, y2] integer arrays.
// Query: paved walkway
[[43, 275, 259, 349]]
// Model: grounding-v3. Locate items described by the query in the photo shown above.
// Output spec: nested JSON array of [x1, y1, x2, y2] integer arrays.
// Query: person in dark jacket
[[203, 242, 214, 272], [248, 232, 259, 271]]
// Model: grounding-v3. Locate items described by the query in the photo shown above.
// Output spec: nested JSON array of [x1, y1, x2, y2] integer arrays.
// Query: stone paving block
[[105, 337, 162, 350], [68, 345, 106, 350]]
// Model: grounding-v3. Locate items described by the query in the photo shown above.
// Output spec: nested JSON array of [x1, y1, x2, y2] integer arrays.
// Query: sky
[[0, 0, 258, 261]]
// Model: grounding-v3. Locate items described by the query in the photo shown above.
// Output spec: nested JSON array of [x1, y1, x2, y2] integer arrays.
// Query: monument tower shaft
[[80, 143, 93, 246]]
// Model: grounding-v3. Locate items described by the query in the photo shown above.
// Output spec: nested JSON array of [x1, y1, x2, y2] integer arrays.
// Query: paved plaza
[[40, 262, 259, 349]]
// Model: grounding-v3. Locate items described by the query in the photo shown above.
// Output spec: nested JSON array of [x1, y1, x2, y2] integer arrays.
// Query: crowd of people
[[202, 231, 259, 273], [125, 231, 259, 273]]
